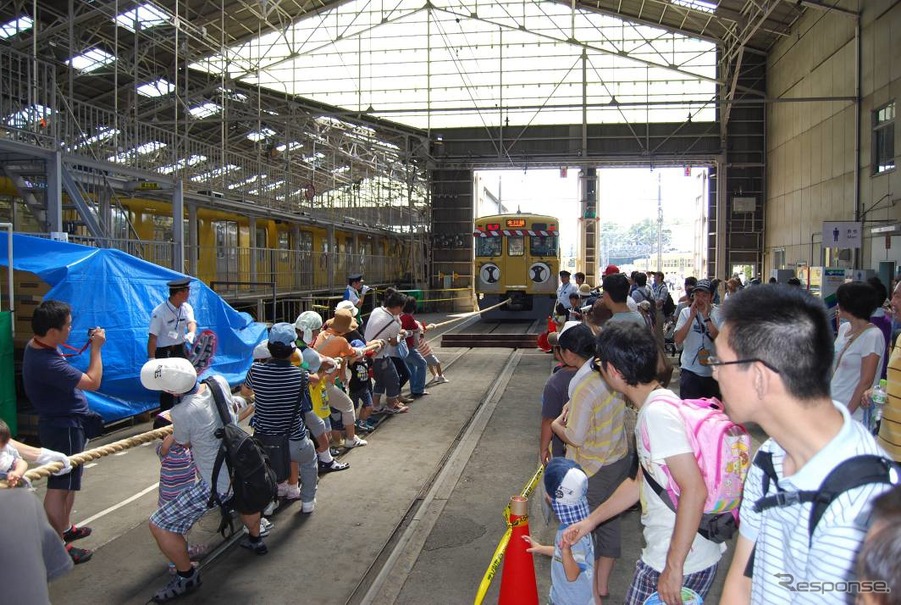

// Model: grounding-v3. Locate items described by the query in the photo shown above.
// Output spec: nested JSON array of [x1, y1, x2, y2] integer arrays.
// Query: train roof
[[474, 213, 559, 224]]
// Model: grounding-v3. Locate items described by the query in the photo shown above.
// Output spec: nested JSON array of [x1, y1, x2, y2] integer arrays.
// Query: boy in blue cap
[[523, 457, 595, 605]]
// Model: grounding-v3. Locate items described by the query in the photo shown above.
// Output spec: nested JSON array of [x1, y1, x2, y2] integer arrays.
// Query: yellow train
[[473, 213, 560, 320], [0, 187, 412, 295]]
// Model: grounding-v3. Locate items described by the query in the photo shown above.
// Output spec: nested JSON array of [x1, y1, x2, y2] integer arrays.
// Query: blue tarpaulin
[[3, 233, 267, 421]]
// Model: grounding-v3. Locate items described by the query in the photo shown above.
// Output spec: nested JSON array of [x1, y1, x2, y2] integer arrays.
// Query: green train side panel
[[0, 312, 16, 435]]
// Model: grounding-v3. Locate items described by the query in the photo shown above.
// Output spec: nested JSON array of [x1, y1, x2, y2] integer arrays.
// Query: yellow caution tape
[[472, 464, 544, 605]]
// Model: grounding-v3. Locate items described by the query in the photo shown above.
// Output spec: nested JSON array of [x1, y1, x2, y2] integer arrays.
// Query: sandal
[[63, 525, 92, 543]]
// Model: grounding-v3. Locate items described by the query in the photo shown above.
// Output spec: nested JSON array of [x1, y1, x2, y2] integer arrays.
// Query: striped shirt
[[878, 343, 901, 461], [245, 360, 309, 441], [156, 442, 197, 507], [740, 402, 891, 604], [562, 359, 628, 476]]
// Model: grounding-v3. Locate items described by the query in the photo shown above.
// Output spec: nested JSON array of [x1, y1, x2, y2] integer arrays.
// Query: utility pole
[[656, 172, 663, 271]]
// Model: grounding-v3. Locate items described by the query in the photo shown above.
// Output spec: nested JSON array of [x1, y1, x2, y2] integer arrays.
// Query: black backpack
[[205, 377, 278, 531], [662, 293, 676, 317], [744, 450, 899, 577]]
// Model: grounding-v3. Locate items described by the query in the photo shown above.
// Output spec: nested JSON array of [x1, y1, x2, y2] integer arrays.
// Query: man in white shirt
[[717, 285, 893, 605], [344, 274, 370, 314], [557, 270, 577, 310], [148, 277, 197, 411]]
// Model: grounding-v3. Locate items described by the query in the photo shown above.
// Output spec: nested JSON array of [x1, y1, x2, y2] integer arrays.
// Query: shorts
[[587, 455, 631, 558], [38, 423, 86, 491], [625, 559, 718, 605], [150, 480, 213, 535], [372, 357, 401, 398], [423, 353, 440, 367], [350, 389, 373, 410]]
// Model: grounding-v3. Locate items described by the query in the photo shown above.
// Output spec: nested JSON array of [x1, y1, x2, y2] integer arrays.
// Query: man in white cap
[[148, 277, 198, 412], [673, 278, 721, 399], [142, 358, 264, 603], [344, 274, 370, 314]]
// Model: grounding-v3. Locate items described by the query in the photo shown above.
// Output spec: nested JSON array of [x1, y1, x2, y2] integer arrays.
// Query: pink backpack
[[639, 395, 751, 542]]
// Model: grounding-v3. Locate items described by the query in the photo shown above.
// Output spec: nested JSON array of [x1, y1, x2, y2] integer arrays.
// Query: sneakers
[[63, 525, 92, 543], [277, 482, 289, 498], [239, 536, 269, 555], [319, 459, 350, 473], [244, 518, 274, 538], [435, 375, 449, 384], [152, 570, 202, 602], [354, 419, 372, 433], [283, 484, 301, 500], [66, 545, 93, 565], [301, 499, 316, 514], [344, 435, 368, 449]]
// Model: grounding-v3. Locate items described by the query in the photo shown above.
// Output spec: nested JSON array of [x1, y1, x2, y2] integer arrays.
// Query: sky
[[475, 166, 708, 255]]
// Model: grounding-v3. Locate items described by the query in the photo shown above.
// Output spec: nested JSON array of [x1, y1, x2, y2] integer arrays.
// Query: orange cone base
[[498, 515, 539, 605]]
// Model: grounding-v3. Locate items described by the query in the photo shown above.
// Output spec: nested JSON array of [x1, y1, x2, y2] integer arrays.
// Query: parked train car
[[0, 185, 412, 294], [473, 213, 559, 320]]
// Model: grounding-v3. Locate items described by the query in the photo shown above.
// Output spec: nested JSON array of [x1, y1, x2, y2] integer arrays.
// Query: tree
[[600, 219, 672, 261]]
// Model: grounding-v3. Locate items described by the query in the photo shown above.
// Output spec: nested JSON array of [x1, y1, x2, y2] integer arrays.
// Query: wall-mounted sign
[[823, 221, 862, 248]]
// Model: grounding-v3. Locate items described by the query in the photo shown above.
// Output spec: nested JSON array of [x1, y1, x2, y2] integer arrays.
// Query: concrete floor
[[36, 316, 760, 604]]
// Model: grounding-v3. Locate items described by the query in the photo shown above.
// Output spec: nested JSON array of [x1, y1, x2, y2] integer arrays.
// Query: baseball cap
[[602, 264, 620, 276], [694, 278, 713, 293], [269, 322, 297, 349], [543, 458, 589, 526], [253, 340, 271, 360], [556, 321, 595, 357], [140, 358, 197, 394]]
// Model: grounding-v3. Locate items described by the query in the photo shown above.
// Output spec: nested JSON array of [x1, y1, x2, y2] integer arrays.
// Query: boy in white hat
[[523, 457, 595, 605], [142, 358, 264, 603]]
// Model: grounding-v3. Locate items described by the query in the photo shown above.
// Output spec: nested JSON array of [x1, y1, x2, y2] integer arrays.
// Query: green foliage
[[600, 218, 671, 260]]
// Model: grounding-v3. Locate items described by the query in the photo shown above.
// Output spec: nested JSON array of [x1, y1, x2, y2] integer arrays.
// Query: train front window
[[475, 236, 501, 257], [530, 235, 557, 256], [507, 236, 524, 256]]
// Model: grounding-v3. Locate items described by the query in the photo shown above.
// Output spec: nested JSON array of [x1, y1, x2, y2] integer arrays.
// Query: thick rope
[[0, 426, 174, 489]]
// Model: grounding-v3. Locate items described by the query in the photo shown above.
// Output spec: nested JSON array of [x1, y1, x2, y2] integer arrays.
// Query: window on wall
[[873, 102, 895, 174], [773, 248, 785, 270]]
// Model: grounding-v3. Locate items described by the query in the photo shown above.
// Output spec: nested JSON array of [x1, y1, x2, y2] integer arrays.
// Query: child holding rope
[[0, 419, 28, 488], [153, 412, 208, 572]]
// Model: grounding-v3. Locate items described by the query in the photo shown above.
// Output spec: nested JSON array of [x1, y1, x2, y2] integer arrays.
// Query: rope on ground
[[0, 426, 174, 489], [472, 463, 544, 605]]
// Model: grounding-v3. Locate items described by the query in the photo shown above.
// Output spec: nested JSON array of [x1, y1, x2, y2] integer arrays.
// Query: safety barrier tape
[[473, 463, 544, 605]]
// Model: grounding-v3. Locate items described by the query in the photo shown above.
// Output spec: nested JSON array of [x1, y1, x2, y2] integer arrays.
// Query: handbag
[[254, 376, 306, 483], [80, 411, 105, 439]]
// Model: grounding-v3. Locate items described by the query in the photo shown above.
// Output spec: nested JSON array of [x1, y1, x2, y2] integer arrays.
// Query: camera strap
[[31, 337, 91, 358]]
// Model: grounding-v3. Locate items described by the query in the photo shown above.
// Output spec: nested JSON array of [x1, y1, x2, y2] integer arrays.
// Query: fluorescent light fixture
[[0, 16, 33, 40], [276, 141, 303, 152], [246, 128, 276, 142], [66, 48, 117, 74], [136, 78, 175, 98], [188, 102, 221, 119], [115, 4, 170, 32]]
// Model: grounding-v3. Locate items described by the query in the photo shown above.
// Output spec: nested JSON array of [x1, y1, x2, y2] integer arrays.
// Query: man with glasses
[[23, 300, 106, 565], [148, 277, 197, 412], [716, 286, 892, 604], [673, 278, 721, 399]]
